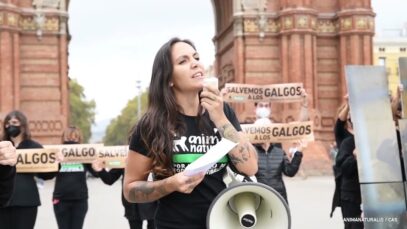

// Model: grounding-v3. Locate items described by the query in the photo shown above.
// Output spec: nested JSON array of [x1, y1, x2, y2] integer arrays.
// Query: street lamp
[[136, 80, 142, 120]]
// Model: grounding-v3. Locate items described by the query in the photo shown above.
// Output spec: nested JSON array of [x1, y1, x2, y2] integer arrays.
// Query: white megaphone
[[206, 167, 291, 229]]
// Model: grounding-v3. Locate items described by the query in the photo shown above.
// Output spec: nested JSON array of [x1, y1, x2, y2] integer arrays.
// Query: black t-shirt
[[129, 103, 241, 229], [53, 162, 95, 200], [9, 139, 56, 207]]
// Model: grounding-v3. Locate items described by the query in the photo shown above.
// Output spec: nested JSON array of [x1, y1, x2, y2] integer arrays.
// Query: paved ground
[[36, 176, 344, 229]]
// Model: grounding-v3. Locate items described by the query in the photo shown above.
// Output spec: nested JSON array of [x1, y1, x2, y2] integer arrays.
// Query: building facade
[[0, 0, 69, 144], [374, 35, 407, 94], [211, 0, 375, 174]]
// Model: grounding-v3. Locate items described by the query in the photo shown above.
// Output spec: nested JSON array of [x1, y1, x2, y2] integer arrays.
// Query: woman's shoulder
[[19, 139, 43, 149]]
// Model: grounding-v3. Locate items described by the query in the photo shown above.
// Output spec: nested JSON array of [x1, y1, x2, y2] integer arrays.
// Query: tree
[[103, 91, 148, 145], [69, 79, 96, 143]]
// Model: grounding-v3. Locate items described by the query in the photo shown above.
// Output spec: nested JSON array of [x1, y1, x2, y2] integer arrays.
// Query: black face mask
[[6, 125, 21, 138], [63, 141, 79, 144]]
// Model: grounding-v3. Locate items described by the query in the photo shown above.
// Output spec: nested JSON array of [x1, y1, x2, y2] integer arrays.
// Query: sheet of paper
[[184, 138, 237, 176]]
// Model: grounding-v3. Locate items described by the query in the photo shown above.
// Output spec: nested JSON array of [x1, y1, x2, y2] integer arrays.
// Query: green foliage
[[69, 79, 96, 143], [103, 91, 148, 145]]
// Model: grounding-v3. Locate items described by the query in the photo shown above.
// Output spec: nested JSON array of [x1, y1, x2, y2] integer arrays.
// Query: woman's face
[[5, 117, 21, 129], [171, 42, 205, 92], [5, 116, 23, 138]]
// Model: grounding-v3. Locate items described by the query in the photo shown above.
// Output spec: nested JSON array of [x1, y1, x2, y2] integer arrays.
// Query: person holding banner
[[330, 99, 363, 228], [0, 141, 17, 207], [123, 37, 258, 229], [0, 110, 59, 229], [253, 116, 304, 203], [52, 126, 99, 229], [254, 88, 309, 124], [91, 160, 157, 229]]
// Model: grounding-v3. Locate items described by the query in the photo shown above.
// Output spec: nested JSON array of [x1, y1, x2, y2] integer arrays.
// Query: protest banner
[[44, 144, 103, 163], [97, 145, 128, 168], [16, 148, 59, 172], [241, 121, 314, 143], [223, 83, 304, 103]]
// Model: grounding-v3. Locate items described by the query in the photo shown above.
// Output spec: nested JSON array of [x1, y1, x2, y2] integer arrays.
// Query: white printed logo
[[173, 136, 189, 152]]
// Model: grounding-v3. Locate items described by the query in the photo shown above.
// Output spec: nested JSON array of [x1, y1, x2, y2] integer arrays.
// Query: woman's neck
[[12, 135, 23, 147], [261, 143, 270, 151], [174, 91, 200, 116]]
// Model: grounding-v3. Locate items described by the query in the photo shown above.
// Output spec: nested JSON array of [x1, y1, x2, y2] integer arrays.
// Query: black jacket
[[254, 144, 303, 202], [0, 165, 16, 207], [330, 135, 361, 217], [9, 139, 57, 207], [97, 168, 157, 220]]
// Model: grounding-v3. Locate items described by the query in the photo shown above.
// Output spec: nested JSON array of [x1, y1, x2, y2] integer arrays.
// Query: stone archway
[[211, 0, 375, 174]]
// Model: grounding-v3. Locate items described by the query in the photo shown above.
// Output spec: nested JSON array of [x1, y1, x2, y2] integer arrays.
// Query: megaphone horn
[[207, 182, 291, 229]]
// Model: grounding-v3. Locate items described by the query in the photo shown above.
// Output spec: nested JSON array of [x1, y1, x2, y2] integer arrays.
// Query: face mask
[[6, 125, 21, 138], [256, 107, 271, 119], [63, 141, 79, 144]]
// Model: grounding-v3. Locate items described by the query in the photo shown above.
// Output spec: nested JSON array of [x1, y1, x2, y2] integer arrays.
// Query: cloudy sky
[[68, 0, 407, 124], [68, 0, 215, 123]]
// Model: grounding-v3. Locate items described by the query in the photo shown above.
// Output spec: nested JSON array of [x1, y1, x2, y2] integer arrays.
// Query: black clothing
[[0, 139, 56, 229], [331, 118, 353, 217], [0, 205, 37, 229], [52, 162, 97, 229], [336, 136, 361, 204], [129, 219, 155, 229], [53, 199, 88, 229], [9, 139, 56, 206], [396, 130, 406, 181], [334, 119, 352, 149], [53, 163, 96, 200], [254, 144, 302, 202], [0, 165, 16, 207], [97, 168, 157, 221], [129, 103, 241, 229], [341, 200, 364, 229], [331, 136, 362, 229]]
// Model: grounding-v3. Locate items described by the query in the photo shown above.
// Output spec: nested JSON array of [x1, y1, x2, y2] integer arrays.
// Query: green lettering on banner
[[60, 162, 84, 172], [172, 153, 229, 163]]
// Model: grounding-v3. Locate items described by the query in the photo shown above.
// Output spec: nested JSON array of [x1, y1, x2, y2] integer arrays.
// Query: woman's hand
[[300, 88, 308, 107], [55, 151, 65, 163], [91, 159, 105, 172], [0, 141, 17, 166], [168, 172, 205, 194], [200, 85, 228, 125]]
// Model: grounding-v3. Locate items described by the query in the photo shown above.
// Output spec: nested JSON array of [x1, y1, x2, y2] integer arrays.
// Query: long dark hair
[[2, 110, 31, 141], [131, 38, 196, 177]]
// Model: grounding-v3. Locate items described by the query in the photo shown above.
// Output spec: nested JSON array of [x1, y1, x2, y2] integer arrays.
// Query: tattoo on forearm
[[218, 123, 255, 166], [129, 180, 170, 202], [218, 123, 240, 143]]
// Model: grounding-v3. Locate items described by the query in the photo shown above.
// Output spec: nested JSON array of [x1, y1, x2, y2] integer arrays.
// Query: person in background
[[92, 159, 157, 229], [253, 90, 308, 203], [123, 37, 258, 229], [0, 141, 17, 207], [334, 125, 363, 229], [330, 96, 363, 228], [0, 110, 60, 229], [334, 95, 352, 148], [52, 126, 99, 229]]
